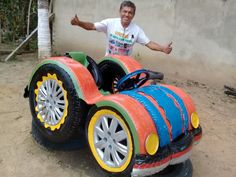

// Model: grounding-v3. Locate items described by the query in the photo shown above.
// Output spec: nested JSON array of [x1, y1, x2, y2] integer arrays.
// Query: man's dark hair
[[120, 1, 136, 14]]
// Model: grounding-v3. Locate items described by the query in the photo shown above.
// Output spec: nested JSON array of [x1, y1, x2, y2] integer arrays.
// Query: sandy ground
[[0, 52, 236, 177]]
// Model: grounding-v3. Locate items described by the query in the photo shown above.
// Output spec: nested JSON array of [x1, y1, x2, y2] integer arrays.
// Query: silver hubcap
[[37, 79, 66, 125], [94, 115, 129, 167]]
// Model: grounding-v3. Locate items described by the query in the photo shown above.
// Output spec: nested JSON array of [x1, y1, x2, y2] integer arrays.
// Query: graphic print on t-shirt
[[108, 31, 134, 56]]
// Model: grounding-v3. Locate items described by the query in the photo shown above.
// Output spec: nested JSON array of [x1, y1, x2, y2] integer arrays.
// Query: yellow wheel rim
[[88, 109, 133, 172], [34, 73, 68, 131]]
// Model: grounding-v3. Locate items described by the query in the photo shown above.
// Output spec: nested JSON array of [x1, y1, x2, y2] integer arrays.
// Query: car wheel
[[29, 63, 88, 143], [31, 120, 86, 150], [87, 107, 134, 175], [98, 61, 126, 93]]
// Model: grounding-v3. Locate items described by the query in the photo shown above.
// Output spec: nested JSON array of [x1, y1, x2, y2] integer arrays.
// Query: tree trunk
[[38, 0, 51, 60], [0, 19, 2, 43], [27, 0, 33, 37]]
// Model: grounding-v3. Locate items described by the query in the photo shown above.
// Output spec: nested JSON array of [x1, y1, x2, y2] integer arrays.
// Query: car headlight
[[145, 133, 159, 155], [191, 112, 200, 128]]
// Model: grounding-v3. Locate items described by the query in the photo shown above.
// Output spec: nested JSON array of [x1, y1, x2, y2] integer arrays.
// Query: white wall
[[53, 0, 236, 67]]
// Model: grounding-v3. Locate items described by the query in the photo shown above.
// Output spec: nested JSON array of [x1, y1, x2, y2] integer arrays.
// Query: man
[[71, 1, 172, 56]]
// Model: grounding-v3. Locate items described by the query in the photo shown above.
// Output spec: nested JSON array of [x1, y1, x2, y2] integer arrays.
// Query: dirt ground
[[0, 52, 235, 177]]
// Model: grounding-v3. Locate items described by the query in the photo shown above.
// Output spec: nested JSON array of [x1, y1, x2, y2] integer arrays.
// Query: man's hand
[[71, 14, 80, 26], [162, 42, 172, 54], [146, 41, 173, 54], [70, 15, 96, 30]]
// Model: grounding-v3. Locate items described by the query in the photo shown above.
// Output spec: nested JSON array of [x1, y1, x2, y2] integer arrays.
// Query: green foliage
[[0, 0, 37, 44]]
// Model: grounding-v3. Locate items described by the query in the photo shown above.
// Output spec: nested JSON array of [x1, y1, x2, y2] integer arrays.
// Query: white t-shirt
[[94, 18, 150, 56]]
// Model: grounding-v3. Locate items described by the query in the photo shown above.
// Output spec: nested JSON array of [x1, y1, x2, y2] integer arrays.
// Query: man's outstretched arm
[[71, 14, 96, 31], [146, 41, 172, 54]]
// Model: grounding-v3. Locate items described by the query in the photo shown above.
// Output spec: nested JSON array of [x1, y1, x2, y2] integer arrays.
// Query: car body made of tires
[[26, 52, 202, 177]]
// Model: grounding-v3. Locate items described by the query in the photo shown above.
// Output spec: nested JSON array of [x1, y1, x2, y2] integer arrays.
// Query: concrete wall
[[53, 0, 236, 66]]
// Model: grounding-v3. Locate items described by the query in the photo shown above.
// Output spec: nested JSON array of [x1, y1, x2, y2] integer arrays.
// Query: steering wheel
[[116, 69, 150, 92]]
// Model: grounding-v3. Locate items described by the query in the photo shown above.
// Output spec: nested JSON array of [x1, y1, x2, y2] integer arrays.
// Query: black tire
[[107, 160, 192, 177], [98, 61, 126, 93], [29, 63, 88, 143], [31, 120, 87, 150], [149, 159, 193, 177]]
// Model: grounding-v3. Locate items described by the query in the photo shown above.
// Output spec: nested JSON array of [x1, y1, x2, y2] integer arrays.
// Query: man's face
[[119, 6, 135, 27]]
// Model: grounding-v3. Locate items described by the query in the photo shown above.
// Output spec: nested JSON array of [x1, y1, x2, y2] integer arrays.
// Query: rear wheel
[[87, 107, 134, 175], [31, 120, 86, 150], [29, 63, 88, 143], [98, 61, 126, 93]]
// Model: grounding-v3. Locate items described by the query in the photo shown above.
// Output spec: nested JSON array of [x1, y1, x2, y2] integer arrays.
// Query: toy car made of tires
[[25, 52, 202, 177]]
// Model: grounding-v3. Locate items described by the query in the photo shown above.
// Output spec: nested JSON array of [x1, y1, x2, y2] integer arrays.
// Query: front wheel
[[29, 63, 88, 143], [87, 107, 134, 175]]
